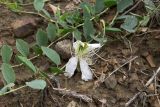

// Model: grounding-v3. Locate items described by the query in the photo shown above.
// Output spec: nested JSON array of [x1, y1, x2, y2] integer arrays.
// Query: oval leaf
[[83, 18, 95, 40], [0, 83, 15, 95], [46, 23, 57, 41], [1, 45, 13, 63], [16, 39, 29, 57], [36, 29, 48, 46], [41, 47, 61, 65], [33, 0, 44, 11], [95, 0, 105, 13], [26, 79, 46, 90], [120, 15, 138, 32], [72, 29, 82, 40], [104, 0, 117, 8], [1, 63, 15, 84], [17, 56, 37, 73], [117, 0, 133, 13]]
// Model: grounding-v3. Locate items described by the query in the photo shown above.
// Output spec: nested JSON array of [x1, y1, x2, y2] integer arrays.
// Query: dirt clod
[[54, 39, 72, 59], [11, 17, 40, 38], [104, 74, 117, 89]]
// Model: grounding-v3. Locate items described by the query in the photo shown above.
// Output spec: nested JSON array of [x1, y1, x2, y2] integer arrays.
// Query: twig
[[15, 10, 56, 23], [95, 53, 109, 62], [154, 71, 160, 105], [109, 12, 118, 26], [0, 85, 26, 96], [47, 78, 92, 103], [122, 0, 142, 15], [125, 66, 160, 107], [19, 3, 33, 6], [105, 56, 138, 81], [125, 92, 141, 107], [145, 67, 160, 87], [12, 55, 40, 68], [59, 89, 93, 103]]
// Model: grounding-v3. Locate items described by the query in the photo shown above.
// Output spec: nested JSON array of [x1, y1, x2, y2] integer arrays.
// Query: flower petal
[[64, 57, 78, 78], [73, 40, 81, 50], [80, 58, 93, 81], [88, 43, 101, 50]]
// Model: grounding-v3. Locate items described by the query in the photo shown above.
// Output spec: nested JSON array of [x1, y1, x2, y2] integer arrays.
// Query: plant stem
[[0, 85, 27, 96], [109, 12, 118, 26], [16, 10, 55, 23], [76, 8, 109, 28]]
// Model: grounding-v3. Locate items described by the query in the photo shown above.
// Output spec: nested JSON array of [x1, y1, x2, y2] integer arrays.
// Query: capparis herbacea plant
[[0, 0, 153, 96], [64, 40, 101, 81]]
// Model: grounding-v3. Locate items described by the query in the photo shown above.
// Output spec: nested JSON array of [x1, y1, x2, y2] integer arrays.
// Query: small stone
[[129, 81, 141, 92], [5, 37, 15, 45], [54, 39, 72, 59], [104, 74, 117, 89], [148, 83, 155, 93], [122, 49, 130, 56], [11, 17, 41, 38], [67, 100, 79, 107], [130, 73, 139, 81], [88, 103, 97, 107], [153, 99, 160, 107], [77, 81, 93, 92]]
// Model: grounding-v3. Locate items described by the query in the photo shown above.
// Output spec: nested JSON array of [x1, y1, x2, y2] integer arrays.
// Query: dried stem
[[105, 56, 138, 81], [125, 66, 160, 107]]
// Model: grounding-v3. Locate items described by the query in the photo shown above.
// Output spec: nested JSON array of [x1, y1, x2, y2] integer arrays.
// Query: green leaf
[[17, 56, 37, 73], [46, 23, 57, 41], [65, 11, 81, 25], [6, 2, 21, 12], [140, 15, 150, 26], [50, 67, 63, 75], [116, 15, 131, 20], [1, 45, 13, 63], [32, 45, 43, 55], [33, 0, 44, 11], [120, 15, 138, 32], [83, 18, 95, 40], [41, 47, 61, 65], [36, 29, 48, 46], [72, 30, 82, 40], [1, 63, 15, 84], [104, 0, 117, 8], [106, 27, 121, 32], [26, 79, 46, 90], [16, 39, 29, 57], [117, 0, 133, 13], [42, 9, 51, 18], [90, 35, 107, 44], [80, 2, 94, 19], [0, 83, 15, 95], [95, 0, 105, 13], [143, 0, 156, 13]]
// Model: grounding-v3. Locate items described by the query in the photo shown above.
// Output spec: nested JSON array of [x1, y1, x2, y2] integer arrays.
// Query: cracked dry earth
[[0, 1, 160, 107]]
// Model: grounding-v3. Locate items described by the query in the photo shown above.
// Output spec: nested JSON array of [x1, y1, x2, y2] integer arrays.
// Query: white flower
[[64, 40, 101, 81]]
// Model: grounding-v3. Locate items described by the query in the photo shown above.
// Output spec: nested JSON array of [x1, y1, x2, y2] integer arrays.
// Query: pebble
[[11, 17, 41, 38], [54, 39, 72, 59], [104, 74, 117, 89]]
